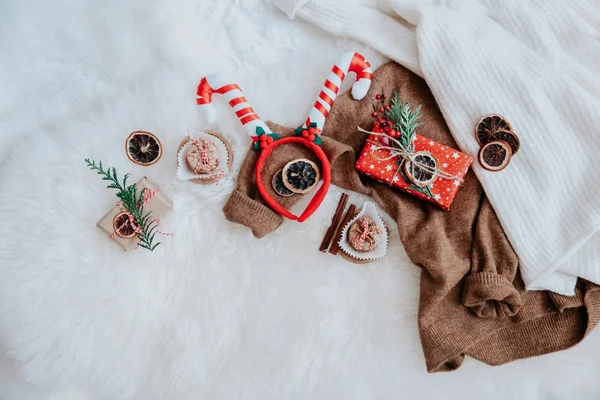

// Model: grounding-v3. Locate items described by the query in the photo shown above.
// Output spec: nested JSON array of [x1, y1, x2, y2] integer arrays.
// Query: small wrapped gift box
[[355, 123, 472, 210], [96, 177, 172, 251]]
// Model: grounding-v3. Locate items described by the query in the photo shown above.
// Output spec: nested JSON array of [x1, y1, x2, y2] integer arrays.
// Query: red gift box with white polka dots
[[355, 123, 472, 211]]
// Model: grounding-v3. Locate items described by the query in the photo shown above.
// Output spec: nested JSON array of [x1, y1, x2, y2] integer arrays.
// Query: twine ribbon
[[187, 131, 225, 185], [358, 126, 464, 184], [109, 187, 173, 248], [350, 217, 382, 251]]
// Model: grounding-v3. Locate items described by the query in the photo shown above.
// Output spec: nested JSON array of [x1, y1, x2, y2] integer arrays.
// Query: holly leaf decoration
[[252, 133, 281, 151], [294, 122, 322, 145]]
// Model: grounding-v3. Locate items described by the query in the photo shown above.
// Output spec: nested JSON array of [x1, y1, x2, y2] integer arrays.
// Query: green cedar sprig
[[385, 92, 433, 200], [385, 92, 422, 151], [85, 159, 161, 251], [399, 169, 434, 199]]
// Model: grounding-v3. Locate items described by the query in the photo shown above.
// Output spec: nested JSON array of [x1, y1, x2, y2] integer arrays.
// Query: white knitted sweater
[[273, 0, 600, 295]]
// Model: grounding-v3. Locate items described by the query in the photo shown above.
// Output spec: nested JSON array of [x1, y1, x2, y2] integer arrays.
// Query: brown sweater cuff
[[462, 272, 523, 318], [222, 189, 283, 238]]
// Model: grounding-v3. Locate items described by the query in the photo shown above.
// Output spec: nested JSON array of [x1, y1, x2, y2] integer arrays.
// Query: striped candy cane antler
[[304, 52, 372, 130], [196, 75, 273, 138]]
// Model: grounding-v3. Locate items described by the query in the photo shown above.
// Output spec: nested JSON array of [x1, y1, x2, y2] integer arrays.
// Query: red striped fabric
[[215, 83, 240, 95], [313, 100, 329, 119], [324, 80, 339, 94], [229, 97, 247, 107], [331, 65, 345, 80], [318, 91, 334, 106], [196, 77, 213, 104], [349, 53, 372, 80], [240, 114, 260, 125], [235, 107, 255, 118]]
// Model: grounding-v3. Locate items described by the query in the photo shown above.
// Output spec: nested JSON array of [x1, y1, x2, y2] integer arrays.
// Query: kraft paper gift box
[[96, 177, 172, 251]]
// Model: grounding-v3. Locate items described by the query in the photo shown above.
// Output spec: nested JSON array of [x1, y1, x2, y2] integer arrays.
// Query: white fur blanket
[[0, 0, 599, 398]]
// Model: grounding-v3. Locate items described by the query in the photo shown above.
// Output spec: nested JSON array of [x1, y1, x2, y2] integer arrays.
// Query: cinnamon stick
[[329, 204, 356, 255], [319, 193, 349, 252]]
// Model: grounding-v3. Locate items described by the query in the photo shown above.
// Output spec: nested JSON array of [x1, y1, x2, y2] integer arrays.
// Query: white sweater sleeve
[[272, 0, 600, 296], [272, 0, 423, 77]]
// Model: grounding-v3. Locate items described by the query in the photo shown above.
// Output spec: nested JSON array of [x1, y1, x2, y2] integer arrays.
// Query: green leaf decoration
[[385, 92, 422, 150], [85, 159, 163, 252], [421, 185, 434, 199], [255, 127, 265, 135], [294, 126, 304, 136], [313, 135, 323, 145], [399, 169, 412, 186], [253, 133, 281, 151], [399, 169, 434, 200]]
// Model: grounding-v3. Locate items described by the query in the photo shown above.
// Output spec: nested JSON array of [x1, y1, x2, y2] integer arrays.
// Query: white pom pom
[[198, 104, 217, 124], [351, 79, 371, 100]]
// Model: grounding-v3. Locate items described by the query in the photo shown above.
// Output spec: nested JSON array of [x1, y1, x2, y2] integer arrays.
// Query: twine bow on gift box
[[358, 127, 464, 184]]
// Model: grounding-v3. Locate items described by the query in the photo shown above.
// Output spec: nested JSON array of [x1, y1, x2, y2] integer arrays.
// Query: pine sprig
[[385, 92, 422, 151], [399, 169, 434, 199], [85, 159, 161, 251]]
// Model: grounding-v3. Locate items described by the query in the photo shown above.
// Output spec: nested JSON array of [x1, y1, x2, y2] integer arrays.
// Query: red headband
[[197, 52, 372, 222]]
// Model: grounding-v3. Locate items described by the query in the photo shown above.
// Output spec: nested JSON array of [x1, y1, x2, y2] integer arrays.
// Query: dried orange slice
[[282, 158, 320, 194], [126, 131, 162, 166], [478, 140, 512, 172], [475, 114, 513, 144], [113, 212, 136, 238], [404, 151, 438, 187], [272, 169, 294, 197], [488, 129, 520, 154]]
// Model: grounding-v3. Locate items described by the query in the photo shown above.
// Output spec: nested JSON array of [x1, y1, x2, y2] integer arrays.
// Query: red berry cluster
[[371, 92, 400, 139], [300, 126, 321, 142], [258, 133, 275, 149]]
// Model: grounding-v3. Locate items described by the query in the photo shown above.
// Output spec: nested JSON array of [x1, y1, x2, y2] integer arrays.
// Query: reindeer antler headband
[[197, 52, 372, 221]]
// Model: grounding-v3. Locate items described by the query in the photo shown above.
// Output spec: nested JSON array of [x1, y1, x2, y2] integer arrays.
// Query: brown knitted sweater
[[223, 62, 600, 372]]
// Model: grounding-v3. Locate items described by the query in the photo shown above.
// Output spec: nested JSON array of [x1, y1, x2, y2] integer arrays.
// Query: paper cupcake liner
[[176, 131, 230, 181], [338, 201, 388, 261]]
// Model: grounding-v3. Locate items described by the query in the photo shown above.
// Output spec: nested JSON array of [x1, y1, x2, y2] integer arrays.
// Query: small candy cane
[[196, 75, 272, 139]]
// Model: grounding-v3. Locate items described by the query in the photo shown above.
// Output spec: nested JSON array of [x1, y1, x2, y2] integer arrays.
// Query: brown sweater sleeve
[[222, 137, 283, 238], [222, 61, 522, 319], [462, 197, 522, 317]]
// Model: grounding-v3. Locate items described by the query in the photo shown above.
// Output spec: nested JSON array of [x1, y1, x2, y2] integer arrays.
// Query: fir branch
[[85, 159, 162, 251], [383, 93, 434, 201], [385, 92, 422, 150]]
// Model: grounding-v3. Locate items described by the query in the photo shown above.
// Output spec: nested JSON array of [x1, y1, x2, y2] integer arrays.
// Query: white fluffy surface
[[0, 0, 599, 399]]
